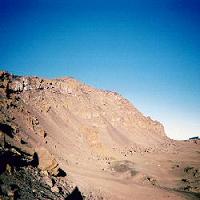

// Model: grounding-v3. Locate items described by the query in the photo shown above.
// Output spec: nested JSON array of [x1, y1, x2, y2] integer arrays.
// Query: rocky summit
[[0, 71, 200, 200]]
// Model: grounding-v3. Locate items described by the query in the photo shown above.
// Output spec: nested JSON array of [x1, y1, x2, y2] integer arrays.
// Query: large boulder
[[35, 147, 59, 175]]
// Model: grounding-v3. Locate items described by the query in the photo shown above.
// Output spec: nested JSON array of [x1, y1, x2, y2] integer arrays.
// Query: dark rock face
[[0, 145, 83, 200], [0, 166, 61, 200], [0, 124, 14, 138], [66, 187, 84, 200], [0, 165, 78, 200]]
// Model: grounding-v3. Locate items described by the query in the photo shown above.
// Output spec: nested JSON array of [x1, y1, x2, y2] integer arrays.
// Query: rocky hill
[[0, 71, 199, 200]]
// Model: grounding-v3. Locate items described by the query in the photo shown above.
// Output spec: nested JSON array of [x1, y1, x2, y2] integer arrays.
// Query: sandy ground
[[58, 140, 200, 200]]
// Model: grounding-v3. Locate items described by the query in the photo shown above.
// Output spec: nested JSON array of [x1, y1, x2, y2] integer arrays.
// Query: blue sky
[[0, 0, 200, 139]]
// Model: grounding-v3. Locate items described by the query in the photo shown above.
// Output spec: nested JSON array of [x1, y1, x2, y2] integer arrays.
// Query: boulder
[[35, 147, 59, 175], [8, 80, 23, 93], [51, 186, 59, 193]]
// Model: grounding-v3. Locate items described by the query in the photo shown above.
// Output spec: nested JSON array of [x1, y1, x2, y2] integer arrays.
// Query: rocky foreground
[[0, 71, 199, 200]]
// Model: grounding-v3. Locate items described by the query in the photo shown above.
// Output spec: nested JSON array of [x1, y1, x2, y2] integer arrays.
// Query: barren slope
[[0, 71, 199, 200]]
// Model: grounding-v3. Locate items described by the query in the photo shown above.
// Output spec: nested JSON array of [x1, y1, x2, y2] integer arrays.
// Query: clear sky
[[0, 0, 200, 139]]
